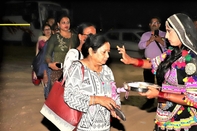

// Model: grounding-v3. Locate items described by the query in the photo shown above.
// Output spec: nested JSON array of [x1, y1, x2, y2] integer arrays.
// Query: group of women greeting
[[33, 11, 197, 131]]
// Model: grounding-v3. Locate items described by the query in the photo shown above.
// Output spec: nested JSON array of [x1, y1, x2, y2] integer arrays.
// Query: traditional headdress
[[166, 13, 197, 55]]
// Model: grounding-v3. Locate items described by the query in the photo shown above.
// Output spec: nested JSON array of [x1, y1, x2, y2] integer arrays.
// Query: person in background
[[117, 13, 197, 131], [63, 22, 96, 76], [64, 34, 121, 131], [32, 23, 52, 86], [138, 16, 166, 111], [38, 16, 55, 36], [51, 23, 59, 34], [44, 12, 78, 98], [45, 16, 55, 27]]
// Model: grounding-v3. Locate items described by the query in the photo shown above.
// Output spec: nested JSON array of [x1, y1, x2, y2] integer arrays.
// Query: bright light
[[0, 24, 30, 26]]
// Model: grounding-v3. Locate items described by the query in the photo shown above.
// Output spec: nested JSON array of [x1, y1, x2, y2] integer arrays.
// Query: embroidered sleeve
[[105, 66, 121, 106], [183, 82, 197, 108], [151, 53, 167, 74], [64, 61, 89, 112], [110, 81, 121, 106], [151, 47, 173, 74], [161, 83, 186, 94]]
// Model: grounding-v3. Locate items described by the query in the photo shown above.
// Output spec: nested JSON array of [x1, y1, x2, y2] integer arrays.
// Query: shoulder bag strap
[[61, 63, 84, 85], [155, 41, 163, 53], [76, 49, 81, 60]]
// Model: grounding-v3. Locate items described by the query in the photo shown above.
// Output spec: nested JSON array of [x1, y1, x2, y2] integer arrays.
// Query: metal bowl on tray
[[123, 82, 159, 93]]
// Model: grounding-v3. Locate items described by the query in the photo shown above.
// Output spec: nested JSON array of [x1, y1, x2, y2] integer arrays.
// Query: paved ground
[[0, 46, 156, 131]]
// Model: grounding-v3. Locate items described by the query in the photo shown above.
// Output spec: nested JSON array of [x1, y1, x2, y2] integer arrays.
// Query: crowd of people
[[31, 11, 197, 131]]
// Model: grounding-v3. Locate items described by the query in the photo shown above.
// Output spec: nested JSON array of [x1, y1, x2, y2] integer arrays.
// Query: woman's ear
[[88, 48, 94, 56], [78, 34, 82, 41]]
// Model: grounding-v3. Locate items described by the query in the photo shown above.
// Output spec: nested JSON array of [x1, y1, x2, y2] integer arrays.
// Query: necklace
[[168, 47, 197, 83]]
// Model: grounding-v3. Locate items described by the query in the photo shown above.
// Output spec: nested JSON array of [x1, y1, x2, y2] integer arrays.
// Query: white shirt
[[64, 61, 120, 131], [63, 48, 83, 77]]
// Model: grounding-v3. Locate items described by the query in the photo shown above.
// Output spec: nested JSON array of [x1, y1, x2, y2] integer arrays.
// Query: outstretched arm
[[117, 45, 152, 69], [140, 86, 197, 108]]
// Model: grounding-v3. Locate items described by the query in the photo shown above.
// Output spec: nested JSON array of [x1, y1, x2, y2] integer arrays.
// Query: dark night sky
[[56, 1, 197, 32], [2, 1, 197, 32]]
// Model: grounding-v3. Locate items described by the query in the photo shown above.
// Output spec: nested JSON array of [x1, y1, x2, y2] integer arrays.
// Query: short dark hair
[[81, 34, 108, 58], [56, 11, 70, 23], [149, 16, 161, 24], [42, 23, 51, 31], [77, 22, 96, 35], [73, 22, 96, 48]]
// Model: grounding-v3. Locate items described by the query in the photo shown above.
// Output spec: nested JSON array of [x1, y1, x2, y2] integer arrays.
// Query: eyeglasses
[[44, 28, 51, 31], [82, 34, 89, 36], [150, 22, 160, 25], [82, 33, 93, 36]]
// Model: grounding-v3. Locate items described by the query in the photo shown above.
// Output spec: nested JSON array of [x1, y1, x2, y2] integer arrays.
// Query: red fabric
[[45, 80, 82, 128], [158, 92, 165, 98], [43, 65, 84, 130], [38, 40, 46, 51], [32, 70, 41, 86], [136, 59, 144, 67]]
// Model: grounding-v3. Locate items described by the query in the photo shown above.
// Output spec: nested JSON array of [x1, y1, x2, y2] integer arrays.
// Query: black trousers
[[143, 69, 155, 83]]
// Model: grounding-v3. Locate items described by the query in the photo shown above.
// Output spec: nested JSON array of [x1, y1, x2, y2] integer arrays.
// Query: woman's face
[[165, 22, 182, 47], [58, 17, 70, 32], [47, 18, 55, 26], [79, 26, 96, 44], [43, 25, 52, 37], [52, 25, 59, 34], [91, 42, 110, 65]]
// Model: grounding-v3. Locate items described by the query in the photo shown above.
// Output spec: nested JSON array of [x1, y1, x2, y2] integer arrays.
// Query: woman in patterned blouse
[[117, 13, 197, 131], [64, 34, 121, 131]]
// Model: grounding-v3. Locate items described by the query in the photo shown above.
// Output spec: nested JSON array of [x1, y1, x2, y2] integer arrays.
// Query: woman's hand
[[43, 74, 48, 86], [110, 106, 121, 120], [139, 86, 159, 99], [33, 71, 37, 79], [95, 96, 118, 111], [117, 45, 133, 65], [48, 62, 62, 70]]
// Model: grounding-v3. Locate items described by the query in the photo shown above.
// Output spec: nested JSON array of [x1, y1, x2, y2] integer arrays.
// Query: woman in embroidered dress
[[44, 12, 78, 98], [63, 22, 96, 77], [32, 23, 52, 86], [117, 13, 197, 131], [64, 34, 122, 131]]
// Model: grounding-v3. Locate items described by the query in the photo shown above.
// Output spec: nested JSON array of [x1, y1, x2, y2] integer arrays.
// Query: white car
[[103, 29, 145, 59]]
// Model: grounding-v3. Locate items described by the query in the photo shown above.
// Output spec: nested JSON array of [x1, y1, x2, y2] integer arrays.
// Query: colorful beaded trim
[[153, 47, 197, 130]]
